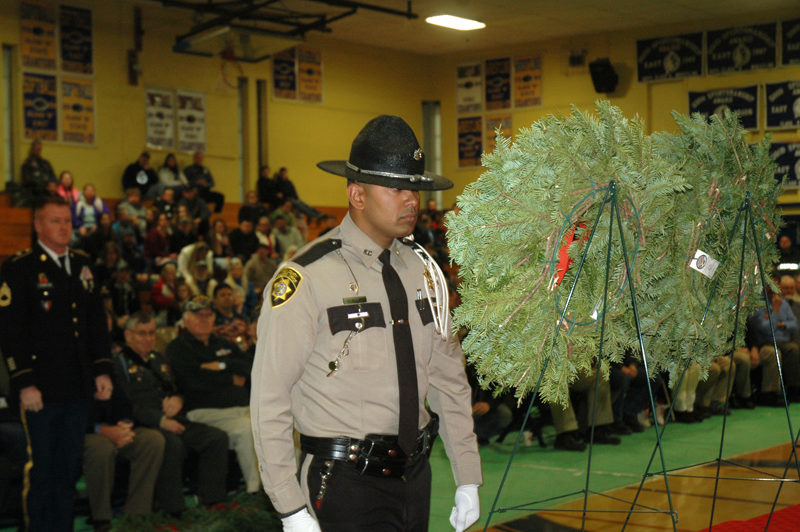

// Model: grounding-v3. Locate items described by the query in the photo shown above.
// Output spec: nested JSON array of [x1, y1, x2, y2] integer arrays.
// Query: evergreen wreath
[[446, 102, 781, 405]]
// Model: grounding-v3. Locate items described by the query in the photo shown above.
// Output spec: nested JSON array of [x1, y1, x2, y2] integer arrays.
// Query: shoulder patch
[[270, 267, 303, 308], [71, 248, 89, 257], [293, 239, 342, 267]]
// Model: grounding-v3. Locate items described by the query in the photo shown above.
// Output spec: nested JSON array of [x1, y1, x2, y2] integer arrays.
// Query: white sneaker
[[637, 410, 652, 428]]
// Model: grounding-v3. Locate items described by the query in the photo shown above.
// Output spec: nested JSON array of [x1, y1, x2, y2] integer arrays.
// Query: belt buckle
[[356, 438, 376, 475]]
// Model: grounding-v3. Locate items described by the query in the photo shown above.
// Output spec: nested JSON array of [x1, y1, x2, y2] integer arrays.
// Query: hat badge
[[413, 148, 423, 161]]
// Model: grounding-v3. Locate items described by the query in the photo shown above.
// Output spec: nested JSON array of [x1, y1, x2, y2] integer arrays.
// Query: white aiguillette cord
[[405, 237, 450, 339]]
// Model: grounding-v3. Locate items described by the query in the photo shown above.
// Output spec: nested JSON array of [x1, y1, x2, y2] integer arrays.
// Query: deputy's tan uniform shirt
[[251, 213, 482, 514]]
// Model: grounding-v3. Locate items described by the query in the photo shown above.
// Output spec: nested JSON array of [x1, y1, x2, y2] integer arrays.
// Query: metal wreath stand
[[482, 187, 800, 532]]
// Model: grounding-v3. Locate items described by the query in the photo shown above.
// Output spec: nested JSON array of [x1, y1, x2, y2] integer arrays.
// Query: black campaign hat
[[317, 115, 453, 191]]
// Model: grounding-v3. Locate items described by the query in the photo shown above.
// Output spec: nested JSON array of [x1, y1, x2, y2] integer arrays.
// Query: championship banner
[[145, 88, 175, 150], [23, 72, 57, 140], [688, 85, 758, 131], [636, 32, 702, 82], [60, 5, 92, 74], [513, 55, 541, 108], [707, 23, 777, 74], [458, 116, 482, 168], [485, 114, 512, 155], [297, 46, 322, 103], [176, 89, 206, 153], [21, 0, 56, 71], [770, 142, 800, 185], [456, 62, 482, 114], [485, 57, 511, 111], [766, 81, 800, 130], [61, 77, 94, 144], [784, 18, 800, 65], [273, 47, 297, 100]]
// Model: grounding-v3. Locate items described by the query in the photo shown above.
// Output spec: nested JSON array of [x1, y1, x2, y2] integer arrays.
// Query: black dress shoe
[[554, 432, 586, 452], [710, 401, 731, 416], [693, 405, 712, 419], [739, 396, 755, 409], [609, 420, 633, 435], [674, 410, 698, 423], [585, 427, 621, 445], [757, 391, 785, 407], [623, 415, 645, 433]]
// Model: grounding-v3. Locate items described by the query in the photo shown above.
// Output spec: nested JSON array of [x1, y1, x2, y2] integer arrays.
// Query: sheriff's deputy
[[251, 115, 482, 532]]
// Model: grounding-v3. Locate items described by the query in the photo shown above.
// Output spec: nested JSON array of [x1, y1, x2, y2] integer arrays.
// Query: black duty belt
[[300, 415, 438, 479]]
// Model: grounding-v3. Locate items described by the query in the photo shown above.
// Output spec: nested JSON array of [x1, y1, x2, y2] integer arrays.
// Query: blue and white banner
[[176, 89, 205, 154], [23, 72, 57, 141], [456, 62, 482, 114], [273, 47, 296, 100], [770, 142, 800, 185], [636, 32, 702, 82], [457, 116, 482, 168], [688, 85, 758, 130], [60, 5, 92, 74], [766, 81, 800, 130], [784, 18, 800, 65], [485, 57, 510, 111], [707, 23, 776, 74]]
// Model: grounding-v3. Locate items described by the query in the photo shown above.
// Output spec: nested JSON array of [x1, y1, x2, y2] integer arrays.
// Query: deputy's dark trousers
[[156, 421, 229, 512], [22, 400, 88, 532], [303, 453, 431, 532]]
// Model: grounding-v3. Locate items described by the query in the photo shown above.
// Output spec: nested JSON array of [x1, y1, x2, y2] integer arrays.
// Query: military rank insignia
[[271, 267, 303, 308]]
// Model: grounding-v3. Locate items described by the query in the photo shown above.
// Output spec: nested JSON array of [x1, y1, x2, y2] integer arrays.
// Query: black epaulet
[[293, 239, 342, 267], [9, 248, 32, 262], [400, 237, 417, 247]]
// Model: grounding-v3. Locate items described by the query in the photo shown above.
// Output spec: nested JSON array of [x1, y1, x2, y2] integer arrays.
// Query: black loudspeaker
[[589, 58, 618, 93]]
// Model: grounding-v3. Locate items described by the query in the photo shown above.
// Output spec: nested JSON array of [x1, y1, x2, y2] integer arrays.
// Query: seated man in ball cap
[[252, 115, 482, 532]]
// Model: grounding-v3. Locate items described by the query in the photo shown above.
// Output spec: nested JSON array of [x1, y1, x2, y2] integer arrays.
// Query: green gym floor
[[3, 404, 799, 531]]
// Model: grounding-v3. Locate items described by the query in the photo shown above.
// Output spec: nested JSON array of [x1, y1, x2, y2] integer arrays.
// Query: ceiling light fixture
[[425, 15, 485, 31]]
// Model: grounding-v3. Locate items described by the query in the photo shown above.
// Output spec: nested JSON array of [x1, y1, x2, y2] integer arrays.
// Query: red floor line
[[535, 510, 693, 532]]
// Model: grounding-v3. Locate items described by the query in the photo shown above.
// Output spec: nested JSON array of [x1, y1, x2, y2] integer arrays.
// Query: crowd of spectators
[[1, 146, 334, 529]]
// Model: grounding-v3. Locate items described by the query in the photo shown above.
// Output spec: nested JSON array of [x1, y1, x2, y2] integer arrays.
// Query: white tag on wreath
[[690, 249, 720, 279]]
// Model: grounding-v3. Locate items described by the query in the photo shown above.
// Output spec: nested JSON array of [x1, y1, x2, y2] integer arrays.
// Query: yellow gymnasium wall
[[0, 1, 799, 210]]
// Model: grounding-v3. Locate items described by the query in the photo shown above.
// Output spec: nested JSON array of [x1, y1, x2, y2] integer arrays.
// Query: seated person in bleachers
[[72, 183, 110, 239], [151, 263, 181, 324], [166, 296, 259, 493], [20, 139, 55, 201], [154, 187, 178, 222], [178, 185, 211, 237], [243, 242, 277, 297], [256, 165, 277, 210], [670, 362, 705, 423], [694, 355, 734, 417], [273, 166, 323, 221], [170, 216, 197, 255], [115, 313, 229, 514], [466, 362, 512, 446], [229, 218, 259, 262], [157, 153, 188, 198], [270, 214, 305, 259], [254, 216, 280, 261], [107, 260, 140, 335], [224, 257, 258, 316], [56, 170, 80, 206], [94, 241, 123, 289], [121, 151, 159, 200], [550, 366, 620, 451], [118, 188, 148, 240], [207, 218, 233, 268], [80, 212, 116, 263], [748, 287, 800, 400], [778, 235, 800, 265], [118, 225, 149, 286], [744, 309, 788, 406], [779, 274, 800, 322], [84, 340, 165, 532], [184, 151, 224, 213], [212, 283, 252, 353], [144, 213, 177, 270], [238, 190, 269, 225], [178, 242, 213, 287]]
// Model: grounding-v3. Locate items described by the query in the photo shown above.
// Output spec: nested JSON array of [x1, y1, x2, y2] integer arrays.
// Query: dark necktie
[[379, 248, 419, 456], [58, 255, 68, 273]]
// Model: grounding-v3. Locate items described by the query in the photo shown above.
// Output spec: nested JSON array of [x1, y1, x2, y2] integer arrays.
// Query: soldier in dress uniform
[[251, 115, 482, 532], [0, 195, 113, 531]]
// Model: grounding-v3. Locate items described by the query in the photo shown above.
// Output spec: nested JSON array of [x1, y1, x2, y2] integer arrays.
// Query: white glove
[[449, 484, 480, 532], [281, 508, 321, 532]]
